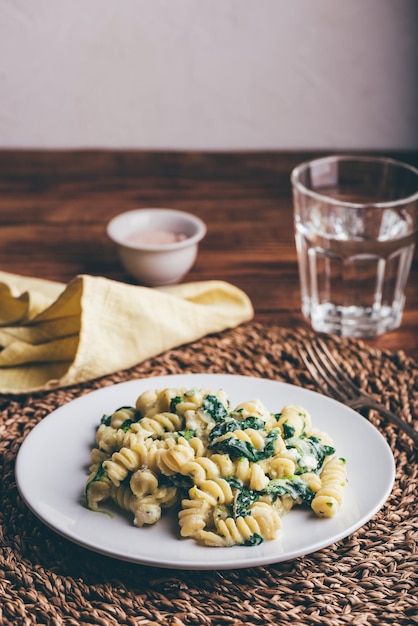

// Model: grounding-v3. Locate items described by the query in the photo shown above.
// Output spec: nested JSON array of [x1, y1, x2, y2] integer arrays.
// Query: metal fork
[[300, 336, 418, 447]]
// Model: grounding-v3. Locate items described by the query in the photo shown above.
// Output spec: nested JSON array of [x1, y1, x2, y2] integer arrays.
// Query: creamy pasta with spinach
[[85, 387, 347, 547]]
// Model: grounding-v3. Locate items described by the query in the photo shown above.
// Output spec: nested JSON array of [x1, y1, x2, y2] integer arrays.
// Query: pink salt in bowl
[[107, 208, 207, 286]]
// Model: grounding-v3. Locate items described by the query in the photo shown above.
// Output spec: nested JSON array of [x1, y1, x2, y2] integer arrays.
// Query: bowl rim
[[107, 208, 207, 251]]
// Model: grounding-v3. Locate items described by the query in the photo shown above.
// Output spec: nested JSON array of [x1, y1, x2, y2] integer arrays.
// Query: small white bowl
[[107, 208, 207, 286]]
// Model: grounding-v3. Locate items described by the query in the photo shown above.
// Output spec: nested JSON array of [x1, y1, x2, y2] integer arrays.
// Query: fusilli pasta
[[85, 386, 347, 547]]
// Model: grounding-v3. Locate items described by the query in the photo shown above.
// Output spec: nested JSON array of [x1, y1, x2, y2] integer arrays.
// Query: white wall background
[[0, 0, 417, 150]]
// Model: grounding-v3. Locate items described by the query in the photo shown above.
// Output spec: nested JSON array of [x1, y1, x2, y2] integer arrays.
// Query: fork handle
[[364, 399, 418, 447]]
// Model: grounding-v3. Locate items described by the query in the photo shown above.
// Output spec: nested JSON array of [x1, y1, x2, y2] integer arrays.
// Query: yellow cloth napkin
[[0, 271, 253, 394]]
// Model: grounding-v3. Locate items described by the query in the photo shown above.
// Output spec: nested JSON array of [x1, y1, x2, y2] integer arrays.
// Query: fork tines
[[300, 337, 359, 405]]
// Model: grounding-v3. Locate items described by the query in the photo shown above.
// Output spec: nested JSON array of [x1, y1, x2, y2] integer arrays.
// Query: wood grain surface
[[0, 149, 417, 359]]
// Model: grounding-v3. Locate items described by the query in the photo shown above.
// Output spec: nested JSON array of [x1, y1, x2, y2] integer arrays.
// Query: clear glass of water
[[291, 155, 418, 338]]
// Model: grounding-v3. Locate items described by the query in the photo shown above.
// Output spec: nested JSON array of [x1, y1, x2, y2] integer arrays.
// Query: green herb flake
[[170, 396, 184, 414], [120, 419, 134, 432], [100, 413, 112, 426], [181, 429, 196, 440]]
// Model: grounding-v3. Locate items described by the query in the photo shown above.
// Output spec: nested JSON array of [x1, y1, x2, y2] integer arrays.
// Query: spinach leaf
[[202, 395, 228, 422], [86, 462, 106, 487], [100, 406, 136, 428], [282, 423, 295, 439], [170, 396, 183, 414], [224, 473, 316, 525], [243, 533, 264, 546], [285, 436, 335, 473], [159, 473, 193, 493], [265, 476, 315, 505], [120, 418, 134, 432], [238, 416, 266, 430], [210, 437, 258, 461], [225, 477, 260, 518], [209, 429, 279, 462], [308, 436, 335, 460], [209, 415, 265, 442], [100, 414, 112, 426]]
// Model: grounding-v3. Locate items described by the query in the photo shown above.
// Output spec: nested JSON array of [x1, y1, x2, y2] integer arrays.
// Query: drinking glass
[[291, 155, 418, 338]]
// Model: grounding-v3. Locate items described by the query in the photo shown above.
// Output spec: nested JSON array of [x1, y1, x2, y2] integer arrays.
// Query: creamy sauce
[[126, 229, 187, 245], [284, 439, 319, 472]]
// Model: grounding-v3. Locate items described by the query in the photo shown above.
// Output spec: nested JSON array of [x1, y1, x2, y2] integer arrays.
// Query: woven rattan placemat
[[1, 323, 417, 626]]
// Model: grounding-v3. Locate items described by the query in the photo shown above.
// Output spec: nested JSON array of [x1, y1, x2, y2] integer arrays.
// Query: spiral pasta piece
[[108, 476, 178, 527], [267, 456, 296, 479], [103, 447, 140, 485], [300, 471, 322, 493], [109, 406, 136, 430], [85, 464, 112, 511], [178, 498, 211, 538], [209, 453, 235, 477], [180, 456, 221, 484], [212, 428, 266, 451], [109, 482, 134, 513], [159, 441, 197, 474], [197, 502, 281, 547], [89, 447, 109, 466], [311, 456, 347, 518], [108, 483, 162, 527], [232, 399, 273, 424], [180, 453, 269, 491], [95, 423, 126, 454], [130, 412, 183, 438], [185, 436, 206, 458], [129, 468, 159, 497], [306, 427, 335, 447], [276, 405, 311, 438], [189, 478, 234, 507], [135, 388, 160, 417], [132, 486, 178, 527], [103, 436, 174, 484], [233, 457, 270, 490]]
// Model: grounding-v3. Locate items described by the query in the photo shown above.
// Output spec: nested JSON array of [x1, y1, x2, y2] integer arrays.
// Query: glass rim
[[290, 154, 418, 209]]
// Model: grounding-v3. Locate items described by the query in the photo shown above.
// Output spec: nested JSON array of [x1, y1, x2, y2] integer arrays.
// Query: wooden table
[[1, 149, 417, 626], [0, 149, 417, 360]]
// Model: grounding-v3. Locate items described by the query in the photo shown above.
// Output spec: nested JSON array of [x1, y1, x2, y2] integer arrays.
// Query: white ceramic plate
[[15, 374, 395, 570]]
